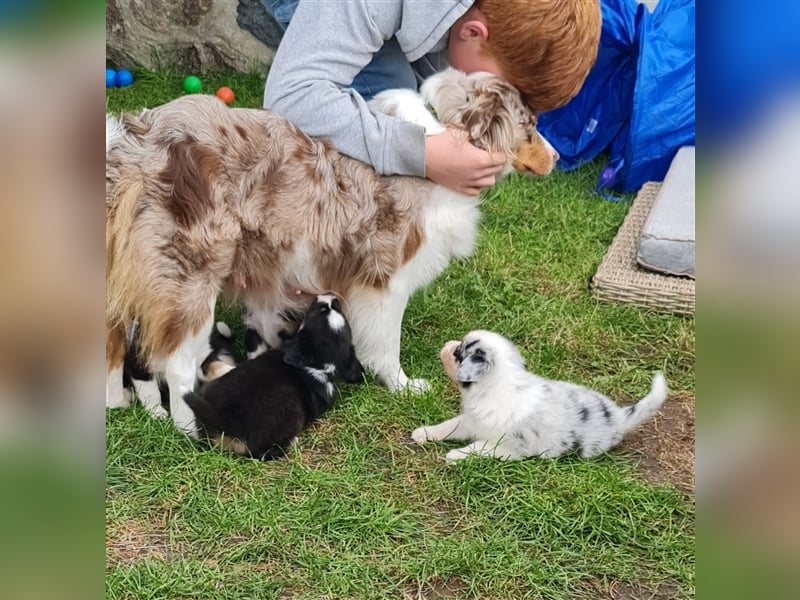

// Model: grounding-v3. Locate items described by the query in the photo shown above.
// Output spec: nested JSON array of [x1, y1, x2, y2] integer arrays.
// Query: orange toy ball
[[216, 86, 235, 104]]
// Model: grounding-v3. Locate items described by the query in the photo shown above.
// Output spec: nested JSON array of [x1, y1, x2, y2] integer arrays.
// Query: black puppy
[[183, 294, 364, 460]]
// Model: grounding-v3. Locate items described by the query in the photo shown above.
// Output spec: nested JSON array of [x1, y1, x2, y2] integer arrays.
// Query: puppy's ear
[[456, 349, 491, 383], [280, 335, 309, 369]]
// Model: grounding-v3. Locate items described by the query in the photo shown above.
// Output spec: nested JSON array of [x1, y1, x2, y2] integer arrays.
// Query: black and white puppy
[[183, 294, 364, 460], [411, 330, 668, 461]]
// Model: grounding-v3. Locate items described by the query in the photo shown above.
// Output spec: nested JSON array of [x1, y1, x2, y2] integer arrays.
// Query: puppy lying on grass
[[412, 330, 667, 461], [185, 294, 364, 460]]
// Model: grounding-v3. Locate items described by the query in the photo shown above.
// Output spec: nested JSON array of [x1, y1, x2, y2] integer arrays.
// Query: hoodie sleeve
[[263, 0, 426, 177]]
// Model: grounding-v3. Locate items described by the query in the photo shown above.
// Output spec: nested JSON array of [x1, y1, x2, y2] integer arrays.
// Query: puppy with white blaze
[[412, 331, 668, 461], [106, 67, 557, 436], [183, 295, 363, 460]]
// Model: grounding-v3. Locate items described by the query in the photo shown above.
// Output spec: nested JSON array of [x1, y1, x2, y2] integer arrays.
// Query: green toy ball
[[183, 75, 202, 93]]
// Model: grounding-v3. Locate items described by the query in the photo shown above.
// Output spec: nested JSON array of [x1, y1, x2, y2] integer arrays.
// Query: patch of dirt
[[106, 520, 174, 565], [619, 391, 695, 497], [404, 576, 469, 600], [579, 577, 685, 599]]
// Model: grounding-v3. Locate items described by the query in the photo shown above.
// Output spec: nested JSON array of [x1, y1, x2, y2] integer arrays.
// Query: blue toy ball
[[106, 68, 116, 88], [114, 69, 134, 87]]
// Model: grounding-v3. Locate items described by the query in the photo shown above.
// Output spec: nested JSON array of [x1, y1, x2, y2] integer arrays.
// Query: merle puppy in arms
[[412, 330, 668, 461], [184, 294, 364, 460]]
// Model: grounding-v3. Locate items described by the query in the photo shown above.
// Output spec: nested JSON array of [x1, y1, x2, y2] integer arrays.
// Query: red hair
[[476, 0, 602, 113]]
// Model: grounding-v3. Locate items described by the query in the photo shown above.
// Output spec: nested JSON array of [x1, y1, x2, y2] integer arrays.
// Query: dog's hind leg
[[347, 287, 428, 393], [106, 320, 129, 409], [444, 439, 524, 462]]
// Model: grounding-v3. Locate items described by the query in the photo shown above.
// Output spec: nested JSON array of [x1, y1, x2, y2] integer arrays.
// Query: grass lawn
[[106, 71, 695, 599]]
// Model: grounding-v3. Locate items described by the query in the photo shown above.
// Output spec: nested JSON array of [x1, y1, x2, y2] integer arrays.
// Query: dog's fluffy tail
[[622, 372, 668, 433], [183, 391, 221, 436], [106, 113, 126, 155]]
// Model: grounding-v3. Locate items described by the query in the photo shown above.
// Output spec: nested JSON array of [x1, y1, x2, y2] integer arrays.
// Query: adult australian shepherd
[[106, 68, 558, 435]]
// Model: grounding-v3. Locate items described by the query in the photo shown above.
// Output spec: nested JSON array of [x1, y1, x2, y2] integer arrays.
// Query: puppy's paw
[[411, 427, 430, 444], [445, 448, 471, 462]]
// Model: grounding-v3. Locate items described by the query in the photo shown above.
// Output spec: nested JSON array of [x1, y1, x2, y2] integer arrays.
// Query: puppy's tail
[[622, 372, 668, 434], [182, 391, 221, 436]]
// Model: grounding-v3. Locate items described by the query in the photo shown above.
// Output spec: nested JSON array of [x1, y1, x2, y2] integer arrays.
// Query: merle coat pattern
[[412, 330, 668, 461]]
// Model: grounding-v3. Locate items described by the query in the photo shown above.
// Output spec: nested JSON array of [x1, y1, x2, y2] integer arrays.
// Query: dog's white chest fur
[[399, 188, 480, 290]]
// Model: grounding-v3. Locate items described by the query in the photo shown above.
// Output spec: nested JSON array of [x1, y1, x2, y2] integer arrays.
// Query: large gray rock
[[106, 0, 283, 73]]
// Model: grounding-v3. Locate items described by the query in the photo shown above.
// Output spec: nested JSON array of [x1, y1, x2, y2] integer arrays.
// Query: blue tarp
[[537, 0, 695, 195]]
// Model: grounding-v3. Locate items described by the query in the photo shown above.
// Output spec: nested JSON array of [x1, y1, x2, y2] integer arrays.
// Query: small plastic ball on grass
[[183, 75, 202, 93], [115, 69, 134, 87], [106, 68, 116, 88], [216, 86, 235, 104]]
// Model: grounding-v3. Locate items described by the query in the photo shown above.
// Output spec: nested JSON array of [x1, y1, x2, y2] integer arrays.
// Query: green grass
[[106, 70, 695, 599]]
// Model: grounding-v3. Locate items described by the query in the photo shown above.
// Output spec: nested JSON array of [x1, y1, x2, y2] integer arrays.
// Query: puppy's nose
[[551, 148, 560, 162]]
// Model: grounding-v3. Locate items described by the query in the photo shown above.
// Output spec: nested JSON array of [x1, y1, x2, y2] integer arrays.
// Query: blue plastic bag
[[537, 0, 695, 195]]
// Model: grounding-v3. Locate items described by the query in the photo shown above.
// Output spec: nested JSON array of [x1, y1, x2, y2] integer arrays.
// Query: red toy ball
[[216, 86, 235, 104]]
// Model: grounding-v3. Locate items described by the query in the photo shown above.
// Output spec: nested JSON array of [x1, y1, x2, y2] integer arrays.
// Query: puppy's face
[[281, 294, 364, 383], [442, 330, 527, 388], [420, 69, 558, 176]]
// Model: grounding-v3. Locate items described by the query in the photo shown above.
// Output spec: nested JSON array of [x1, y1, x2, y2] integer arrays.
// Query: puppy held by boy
[[412, 330, 668, 461], [184, 294, 364, 460]]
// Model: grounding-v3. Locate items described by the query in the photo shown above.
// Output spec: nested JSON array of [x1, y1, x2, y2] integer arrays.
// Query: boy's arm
[[263, 0, 425, 177]]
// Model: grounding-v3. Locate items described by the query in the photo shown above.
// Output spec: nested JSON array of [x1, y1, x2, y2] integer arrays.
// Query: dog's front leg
[[162, 313, 215, 438], [106, 320, 129, 409], [411, 415, 472, 443], [347, 287, 428, 393], [131, 378, 167, 419]]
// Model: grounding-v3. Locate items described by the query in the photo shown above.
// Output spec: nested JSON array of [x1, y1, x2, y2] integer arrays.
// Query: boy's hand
[[424, 130, 505, 196]]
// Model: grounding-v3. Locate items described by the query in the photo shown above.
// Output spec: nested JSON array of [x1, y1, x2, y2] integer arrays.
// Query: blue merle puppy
[[184, 294, 363, 460], [411, 330, 668, 461]]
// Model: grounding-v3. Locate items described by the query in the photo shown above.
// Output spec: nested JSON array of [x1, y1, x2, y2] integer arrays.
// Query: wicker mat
[[590, 182, 695, 315]]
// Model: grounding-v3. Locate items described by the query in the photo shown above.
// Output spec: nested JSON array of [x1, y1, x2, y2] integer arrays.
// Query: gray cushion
[[637, 146, 695, 278]]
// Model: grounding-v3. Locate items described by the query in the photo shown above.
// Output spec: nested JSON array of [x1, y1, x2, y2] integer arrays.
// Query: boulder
[[106, 0, 284, 73]]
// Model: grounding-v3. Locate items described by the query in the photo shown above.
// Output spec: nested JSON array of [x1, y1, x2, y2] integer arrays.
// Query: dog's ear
[[461, 91, 515, 155], [340, 345, 365, 384], [280, 335, 309, 369], [456, 348, 491, 383]]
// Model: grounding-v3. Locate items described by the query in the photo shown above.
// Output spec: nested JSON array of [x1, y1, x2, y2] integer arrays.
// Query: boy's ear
[[456, 19, 489, 42]]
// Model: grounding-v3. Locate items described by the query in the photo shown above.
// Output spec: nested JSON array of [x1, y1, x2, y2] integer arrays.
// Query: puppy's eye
[[471, 348, 485, 363]]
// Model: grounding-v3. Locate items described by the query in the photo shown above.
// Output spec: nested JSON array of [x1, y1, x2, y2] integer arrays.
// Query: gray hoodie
[[263, 0, 475, 178]]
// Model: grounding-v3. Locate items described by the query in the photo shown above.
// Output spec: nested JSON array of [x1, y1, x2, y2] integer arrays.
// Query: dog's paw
[[445, 448, 471, 462], [406, 378, 431, 394], [106, 386, 131, 409], [145, 404, 169, 420], [411, 427, 430, 444], [172, 412, 200, 439]]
